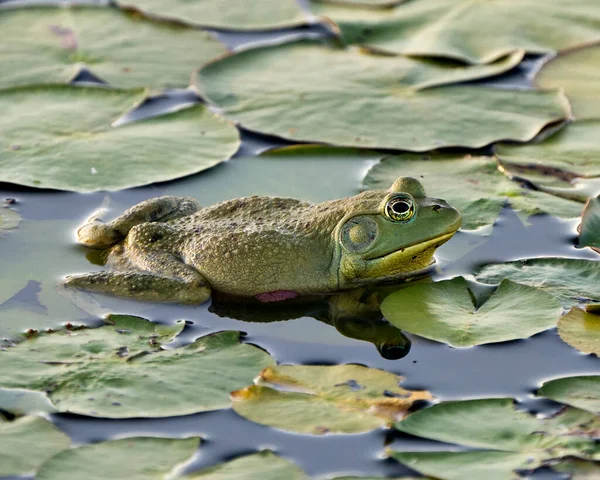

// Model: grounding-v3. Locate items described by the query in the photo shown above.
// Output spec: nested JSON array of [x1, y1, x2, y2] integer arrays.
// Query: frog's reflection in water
[[210, 285, 415, 360]]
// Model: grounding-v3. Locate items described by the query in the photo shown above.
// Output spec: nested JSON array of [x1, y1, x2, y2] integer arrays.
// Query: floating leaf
[[312, 0, 600, 64], [0, 205, 20, 236], [552, 459, 600, 479], [231, 364, 431, 434], [0, 85, 240, 192], [0, 6, 227, 90], [0, 388, 57, 416], [538, 376, 600, 413], [580, 195, 600, 251], [475, 258, 600, 308], [391, 398, 600, 480], [0, 316, 274, 417], [557, 308, 600, 356], [183, 451, 308, 479], [118, 0, 308, 30], [363, 154, 582, 230], [380, 277, 562, 347], [196, 41, 568, 151], [36, 436, 199, 480], [0, 416, 71, 477]]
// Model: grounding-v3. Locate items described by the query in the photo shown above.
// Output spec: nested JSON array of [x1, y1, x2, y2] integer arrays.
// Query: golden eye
[[385, 195, 415, 222]]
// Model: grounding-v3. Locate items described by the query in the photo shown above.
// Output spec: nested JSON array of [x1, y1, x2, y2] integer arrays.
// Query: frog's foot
[[63, 271, 211, 305], [255, 290, 299, 303]]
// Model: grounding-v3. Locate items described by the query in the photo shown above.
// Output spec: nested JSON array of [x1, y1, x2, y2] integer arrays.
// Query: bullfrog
[[64, 177, 461, 304]]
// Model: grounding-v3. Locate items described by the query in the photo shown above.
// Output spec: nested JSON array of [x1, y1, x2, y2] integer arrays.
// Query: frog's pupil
[[392, 201, 410, 214]]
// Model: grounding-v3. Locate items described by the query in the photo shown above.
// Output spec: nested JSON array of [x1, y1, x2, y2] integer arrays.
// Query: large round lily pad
[[231, 364, 432, 434], [0, 85, 240, 192], [391, 398, 600, 480], [36, 436, 200, 480], [0, 315, 274, 418], [117, 0, 308, 30], [538, 376, 600, 413], [380, 277, 562, 347], [475, 258, 600, 308], [363, 154, 583, 230], [195, 41, 568, 151], [557, 308, 600, 356], [0, 6, 227, 90], [0, 416, 71, 477], [312, 0, 600, 64]]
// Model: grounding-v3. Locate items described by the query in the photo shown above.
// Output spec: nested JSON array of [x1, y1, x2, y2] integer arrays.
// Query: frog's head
[[333, 177, 461, 288]]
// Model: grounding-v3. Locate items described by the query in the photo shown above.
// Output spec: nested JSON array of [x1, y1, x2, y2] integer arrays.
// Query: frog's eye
[[384, 194, 415, 223]]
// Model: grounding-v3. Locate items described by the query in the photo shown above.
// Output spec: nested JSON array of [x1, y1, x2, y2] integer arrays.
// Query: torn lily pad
[[557, 308, 600, 356], [312, 0, 600, 64], [231, 364, 432, 434], [538, 376, 600, 413], [196, 40, 568, 151], [475, 258, 600, 308], [36, 436, 199, 480], [0, 6, 227, 90], [0, 316, 274, 418], [0, 416, 71, 477], [391, 398, 600, 480], [0, 85, 240, 192], [380, 277, 562, 347], [363, 154, 582, 230]]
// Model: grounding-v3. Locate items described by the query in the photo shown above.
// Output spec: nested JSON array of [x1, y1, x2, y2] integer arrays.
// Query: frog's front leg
[[77, 196, 201, 249]]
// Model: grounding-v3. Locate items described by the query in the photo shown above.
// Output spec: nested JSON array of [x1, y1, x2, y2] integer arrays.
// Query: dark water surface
[[1, 8, 599, 480]]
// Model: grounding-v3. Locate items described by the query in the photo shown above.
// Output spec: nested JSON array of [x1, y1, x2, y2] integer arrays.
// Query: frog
[[64, 177, 461, 304]]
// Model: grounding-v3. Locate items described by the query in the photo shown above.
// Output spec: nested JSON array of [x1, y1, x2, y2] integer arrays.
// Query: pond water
[[1, 9, 599, 480]]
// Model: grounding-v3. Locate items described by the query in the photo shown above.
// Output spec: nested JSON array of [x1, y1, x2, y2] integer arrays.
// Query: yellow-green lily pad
[[391, 398, 600, 480], [0, 316, 274, 418], [312, 0, 600, 64], [0, 416, 71, 477], [0, 6, 227, 90], [0, 85, 240, 192], [363, 154, 583, 230], [380, 277, 562, 347], [557, 308, 600, 356], [538, 376, 600, 413], [195, 40, 568, 151], [36, 436, 199, 480], [580, 196, 600, 251], [231, 364, 432, 434]]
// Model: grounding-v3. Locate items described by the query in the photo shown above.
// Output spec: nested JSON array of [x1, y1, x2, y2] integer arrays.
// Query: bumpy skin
[[65, 177, 461, 304]]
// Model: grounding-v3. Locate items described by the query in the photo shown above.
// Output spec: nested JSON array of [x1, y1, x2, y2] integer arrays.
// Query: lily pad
[[557, 308, 600, 356], [0, 6, 227, 90], [0, 388, 57, 416], [475, 258, 600, 308], [380, 277, 562, 347], [195, 40, 568, 151], [36, 436, 199, 480], [312, 0, 600, 64], [0, 85, 240, 192], [580, 195, 600, 251], [391, 398, 600, 480], [363, 154, 583, 230], [538, 376, 600, 413], [118, 0, 308, 30], [0, 315, 274, 417], [183, 451, 308, 479], [552, 459, 600, 479], [231, 364, 432, 434], [0, 205, 20, 235], [0, 416, 71, 477]]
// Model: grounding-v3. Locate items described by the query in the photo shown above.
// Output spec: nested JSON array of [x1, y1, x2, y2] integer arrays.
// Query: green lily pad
[[363, 154, 583, 230], [0, 416, 71, 477], [538, 376, 600, 413], [118, 0, 308, 30], [0, 6, 227, 90], [195, 41, 568, 151], [391, 398, 600, 480], [183, 451, 308, 479], [475, 258, 600, 308], [0, 205, 20, 235], [231, 364, 432, 434], [312, 0, 600, 64], [557, 308, 600, 355], [0, 315, 274, 418], [36, 436, 199, 480], [552, 459, 600, 479], [380, 277, 562, 347], [0, 388, 57, 416], [580, 195, 600, 251], [0, 85, 240, 192]]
